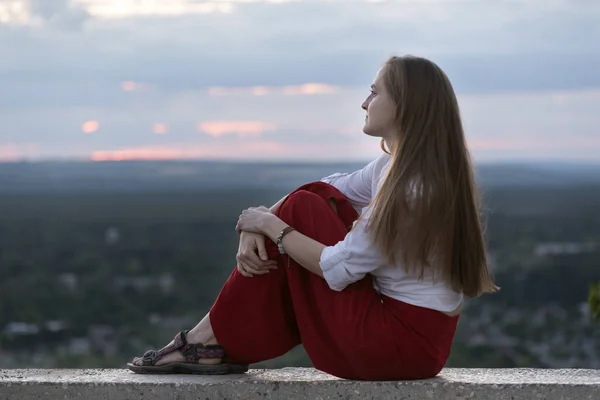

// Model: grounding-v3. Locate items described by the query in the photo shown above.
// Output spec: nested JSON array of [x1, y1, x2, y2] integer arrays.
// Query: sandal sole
[[127, 362, 248, 375]]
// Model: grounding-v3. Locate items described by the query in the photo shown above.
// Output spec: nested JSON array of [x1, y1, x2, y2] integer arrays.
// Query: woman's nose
[[361, 100, 368, 110]]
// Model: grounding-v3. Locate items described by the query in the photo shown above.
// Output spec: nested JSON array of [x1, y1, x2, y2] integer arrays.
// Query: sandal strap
[[138, 330, 226, 366], [178, 331, 226, 363]]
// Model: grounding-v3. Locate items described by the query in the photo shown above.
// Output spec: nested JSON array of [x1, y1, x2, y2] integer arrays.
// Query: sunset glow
[[90, 141, 283, 162], [0, 142, 39, 161], [121, 81, 136, 92], [82, 120, 99, 134], [89, 141, 384, 162], [86, 133, 600, 163], [252, 86, 269, 96], [91, 147, 202, 162], [120, 81, 153, 92], [283, 83, 339, 96], [153, 123, 168, 135], [197, 121, 277, 137], [208, 83, 340, 97]]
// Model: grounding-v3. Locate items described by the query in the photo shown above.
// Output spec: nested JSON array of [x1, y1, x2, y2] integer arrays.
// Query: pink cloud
[[90, 141, 284, 162], [120, 81, 154, 92], [207, 83, 340, 97], [81, 120, 99, 134], [197, 121, 277, 137], [153, 123, 169, 135], [282, 83, 339, 96]]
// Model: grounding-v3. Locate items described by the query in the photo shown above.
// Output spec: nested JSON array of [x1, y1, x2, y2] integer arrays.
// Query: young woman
[[128, 55, 498, 381]]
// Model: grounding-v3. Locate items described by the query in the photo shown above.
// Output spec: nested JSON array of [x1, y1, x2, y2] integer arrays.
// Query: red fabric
[[209, 182, 460, 380]]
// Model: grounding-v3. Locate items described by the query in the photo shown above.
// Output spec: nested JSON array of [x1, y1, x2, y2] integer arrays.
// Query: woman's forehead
[[372, 68, 385, 86]]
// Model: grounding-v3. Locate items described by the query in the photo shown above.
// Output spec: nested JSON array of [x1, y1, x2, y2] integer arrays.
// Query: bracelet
[[276, 226, 296, 255]]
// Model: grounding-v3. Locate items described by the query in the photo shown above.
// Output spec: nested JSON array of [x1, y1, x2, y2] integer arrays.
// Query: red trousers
[[210, 182, 459, 380]]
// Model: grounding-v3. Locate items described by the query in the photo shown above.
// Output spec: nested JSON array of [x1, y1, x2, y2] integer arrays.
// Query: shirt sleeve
[[319, 214, 382, 292], [320, 155, 385, 210]]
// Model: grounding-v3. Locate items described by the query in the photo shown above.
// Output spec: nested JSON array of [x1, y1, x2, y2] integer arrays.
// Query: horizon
[[1, 156, 600, 168]]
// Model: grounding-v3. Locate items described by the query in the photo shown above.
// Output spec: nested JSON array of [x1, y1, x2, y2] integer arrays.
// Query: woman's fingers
[[237, 262, 253, 277], [245, 262, 269, 275], [244, 251, 277, 271], [253, 235, 278, 270], [255, 237, 269, 262], [263, 260, 279, 270], [237, 261, 267, 277], [238, 257, 269, 276], [237, 259, 276, 277], [236, 254, 254, 277]]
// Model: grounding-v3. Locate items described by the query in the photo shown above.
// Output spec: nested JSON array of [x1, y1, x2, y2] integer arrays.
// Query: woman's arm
[[261, 210, 381, 291], [237, 206, 380, 289], [261, 216, 327, 278]]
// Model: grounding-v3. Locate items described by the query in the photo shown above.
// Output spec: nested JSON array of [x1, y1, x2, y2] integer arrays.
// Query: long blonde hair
[[366, 55, 498, 298]]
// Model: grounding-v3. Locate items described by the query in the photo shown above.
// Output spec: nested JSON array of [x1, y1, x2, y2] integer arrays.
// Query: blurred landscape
[[1, 160, 599, 369]]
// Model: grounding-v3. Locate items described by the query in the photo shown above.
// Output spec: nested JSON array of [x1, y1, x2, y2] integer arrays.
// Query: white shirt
[[319, 153, 464, 313]]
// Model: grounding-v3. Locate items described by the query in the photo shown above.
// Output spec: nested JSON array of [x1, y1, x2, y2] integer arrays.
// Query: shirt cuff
[[320, 245, 352, 291]]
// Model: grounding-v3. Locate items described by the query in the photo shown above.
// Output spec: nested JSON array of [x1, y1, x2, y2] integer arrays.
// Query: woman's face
[[361, 68, 397, 141]]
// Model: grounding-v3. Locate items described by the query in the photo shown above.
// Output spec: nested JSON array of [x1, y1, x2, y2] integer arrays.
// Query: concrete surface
[[1, 367, 600, 399]]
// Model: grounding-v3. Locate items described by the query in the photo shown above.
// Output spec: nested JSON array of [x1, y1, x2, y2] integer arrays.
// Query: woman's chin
[[362, 125, 378, 137]]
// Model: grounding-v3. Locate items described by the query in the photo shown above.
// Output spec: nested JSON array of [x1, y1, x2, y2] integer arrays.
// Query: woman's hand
[[235, 206, 274, 235], [236, 231, 278, 277]]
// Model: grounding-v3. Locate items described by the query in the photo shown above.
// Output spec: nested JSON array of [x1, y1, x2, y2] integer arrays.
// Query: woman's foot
[[152, 330, 221, 366], [128, 313, 248, 374], [128, 330, 244, 374]]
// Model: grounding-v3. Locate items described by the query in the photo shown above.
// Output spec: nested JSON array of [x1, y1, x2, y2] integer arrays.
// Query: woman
[[127, 55, 498, 381]]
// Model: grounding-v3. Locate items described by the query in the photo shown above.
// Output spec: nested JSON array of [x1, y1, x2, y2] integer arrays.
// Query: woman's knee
[[278, 190, 330, 220], [277, 188, 349, 240], [285, 190, 322, 207], [284, 190, 340, 213]]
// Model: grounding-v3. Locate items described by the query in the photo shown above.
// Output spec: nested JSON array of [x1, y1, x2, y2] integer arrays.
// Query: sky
[[0, 0, 599, 163]]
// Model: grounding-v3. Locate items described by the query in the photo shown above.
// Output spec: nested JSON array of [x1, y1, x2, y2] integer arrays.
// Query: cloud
[[1, 1, 599, 162], [83, 0, 236, 18], [81, 120, 99, 133], [197, 121, 277, 137], [0, 0, 91, 29], [152, 123, 168, 135], [1, 0, 599, 100], [208, 83, 340, 97]]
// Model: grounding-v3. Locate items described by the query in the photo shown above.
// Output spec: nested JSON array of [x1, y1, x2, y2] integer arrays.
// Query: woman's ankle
[[187, 328, 218, 346], [186, 313, 220, 345]]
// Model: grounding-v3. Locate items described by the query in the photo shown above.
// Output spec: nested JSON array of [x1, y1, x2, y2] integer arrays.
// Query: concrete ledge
[[1, 367, 600, 400]]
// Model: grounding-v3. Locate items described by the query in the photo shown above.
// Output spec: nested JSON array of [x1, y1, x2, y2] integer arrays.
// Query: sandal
[[127, 330, 249, 375]]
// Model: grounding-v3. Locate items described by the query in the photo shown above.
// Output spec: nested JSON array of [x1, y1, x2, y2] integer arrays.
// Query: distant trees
[[589, 283, 600, 322]]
